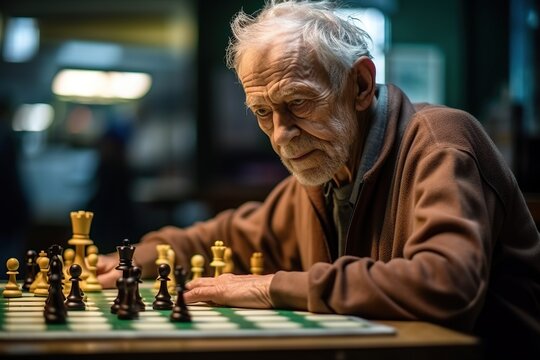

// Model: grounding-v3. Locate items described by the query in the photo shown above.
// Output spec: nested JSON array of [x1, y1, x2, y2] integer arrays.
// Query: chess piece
[[118, 276, 139, 320], [117, 239, 135, 273], [62, 248, 75, 293], [170, 266, 191, 322], [190, 254, 205, 280], [47, 244, 65, 302], [132, 266, 146, 312], [23, 250, 38, 291], [250, 252, 264, 275], [167, 248, 177, 294], [44, 273, 67, 324], [34, 255, 50, 297], [86, 244, 98, 257], [153, 244, 171, 291], [3, 258, 22, 297], [65, 264, 85, 310], [223, 247, 234, 273], [67, 211, 94, 289], [47, 244, 64, 275], [30, 250, 47, 293], [111, 239, 135, 313], [153, 263, 173, 310], [111, 276, 125, 314], [84, 253, 102, 292], [210, 240, 226, 277]]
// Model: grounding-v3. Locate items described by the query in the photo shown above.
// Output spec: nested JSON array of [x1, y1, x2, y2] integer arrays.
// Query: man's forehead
[[238, 34, 308, 75], [245, 85, 306, 103]]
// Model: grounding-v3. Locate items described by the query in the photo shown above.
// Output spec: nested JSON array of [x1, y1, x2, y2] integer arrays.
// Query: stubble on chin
[[277, 111, 358, 186], [282, 147, 345, 186]]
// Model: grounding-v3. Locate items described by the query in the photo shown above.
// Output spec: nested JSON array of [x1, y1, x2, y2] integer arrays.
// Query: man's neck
[[331, 100, 376, 188]]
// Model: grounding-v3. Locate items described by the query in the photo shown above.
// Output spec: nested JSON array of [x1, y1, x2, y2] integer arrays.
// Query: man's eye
[[290, 99, 305, 106], [255, 108, 271, 117]]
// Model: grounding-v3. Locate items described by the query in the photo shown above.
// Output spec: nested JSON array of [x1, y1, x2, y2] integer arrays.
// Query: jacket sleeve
[[132, 176, 302, 279], [271, 146, 496, 331]]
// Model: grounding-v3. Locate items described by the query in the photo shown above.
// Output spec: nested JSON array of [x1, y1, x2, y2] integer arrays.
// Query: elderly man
[[98, 0, 540, 356]]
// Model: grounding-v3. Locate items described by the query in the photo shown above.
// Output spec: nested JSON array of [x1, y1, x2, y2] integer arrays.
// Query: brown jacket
[[134, 85, 540, 352]]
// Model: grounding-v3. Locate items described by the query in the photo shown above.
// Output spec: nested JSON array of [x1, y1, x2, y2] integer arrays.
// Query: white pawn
[[167, 247, 177, 294], [34, 256, 50, 297], [250, 252, 264, 275], [86, 244, 98, 258], [154, 244, 171, 291], [3, 258, 22, 298], [85, 253, 102, 292], [30, 250, 47, 293], [223, 247, 234, 273], [63, 248, 75, 294], [190, 254, 205, 280]]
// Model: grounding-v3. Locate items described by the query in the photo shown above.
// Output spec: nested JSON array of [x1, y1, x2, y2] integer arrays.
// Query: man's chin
[[291, 169, 333, 187]]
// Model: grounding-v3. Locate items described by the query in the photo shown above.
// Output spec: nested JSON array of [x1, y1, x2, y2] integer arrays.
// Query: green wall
[[390, 0, 466, 110]]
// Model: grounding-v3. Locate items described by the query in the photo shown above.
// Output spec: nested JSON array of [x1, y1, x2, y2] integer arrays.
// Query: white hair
[[226, 0, 373, 91]]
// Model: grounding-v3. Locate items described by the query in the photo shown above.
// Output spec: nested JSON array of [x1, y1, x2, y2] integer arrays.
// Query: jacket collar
[[304, 84, 414, 229], [349, 84, 390, 204]]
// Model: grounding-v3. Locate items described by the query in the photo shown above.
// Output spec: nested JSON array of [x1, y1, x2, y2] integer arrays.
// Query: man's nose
[[272, 110, 300, 146]]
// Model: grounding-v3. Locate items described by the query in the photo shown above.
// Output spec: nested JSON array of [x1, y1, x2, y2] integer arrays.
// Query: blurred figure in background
[[0, 97, 30, 278], [86, 111, 137, 254]]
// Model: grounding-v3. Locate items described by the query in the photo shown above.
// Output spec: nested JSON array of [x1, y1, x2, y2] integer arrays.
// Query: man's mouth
[[288, 150, 316, 161]]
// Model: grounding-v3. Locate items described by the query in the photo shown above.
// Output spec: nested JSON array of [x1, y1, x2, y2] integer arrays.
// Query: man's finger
[[184, 286, 220, 304], [97, 270, 121, 289]]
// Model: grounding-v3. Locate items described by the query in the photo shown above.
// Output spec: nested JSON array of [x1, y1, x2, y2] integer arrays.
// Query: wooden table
[[0, 320, 481, 360]]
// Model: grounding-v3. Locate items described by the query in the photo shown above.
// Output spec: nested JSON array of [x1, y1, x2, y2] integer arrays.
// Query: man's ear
[[352, 56, 376, 111]]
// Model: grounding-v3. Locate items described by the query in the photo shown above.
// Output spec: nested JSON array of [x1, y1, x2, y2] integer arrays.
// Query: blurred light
[[57, 41, 123, 68], [336, 8, 387, 83], [52, 69, 152, 101], [12, 103, 54, 132], [3, 17, 40, 63], [527, 9, 538, 29]]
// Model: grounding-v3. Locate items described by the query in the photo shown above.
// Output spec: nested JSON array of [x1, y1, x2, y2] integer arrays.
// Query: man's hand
[[96, 254, 122, 289], [185, 273, 274, 308]]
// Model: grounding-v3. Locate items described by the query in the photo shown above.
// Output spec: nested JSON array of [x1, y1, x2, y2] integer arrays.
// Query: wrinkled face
[[238, 37, 358, 186]]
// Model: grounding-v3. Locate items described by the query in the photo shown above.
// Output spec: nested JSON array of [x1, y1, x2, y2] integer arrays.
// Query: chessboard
[[0, 284, 395, 340], [0, 210, 395, 341]]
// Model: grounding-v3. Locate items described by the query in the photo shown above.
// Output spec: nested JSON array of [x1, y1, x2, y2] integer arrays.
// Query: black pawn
[[23, 249, 38, 291], [44, 273, 67, 324], [118, 276, 139, 320], [111, 276, 124, 314], [65, 264, 85, 310], [47, 245, 65, 303], [170, 266, 191, 323], [153, 264, 173, 310], [132, 266, 146, 312], [47, 245, 63, 277]]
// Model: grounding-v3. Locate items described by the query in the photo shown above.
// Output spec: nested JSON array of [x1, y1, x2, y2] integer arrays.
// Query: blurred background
[[0, 0, 538, 270]]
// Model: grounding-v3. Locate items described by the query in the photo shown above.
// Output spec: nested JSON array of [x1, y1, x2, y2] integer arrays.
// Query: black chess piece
[[153, 263, 173, 310], [118, 276, 139, 320], [23, 249, 37, 291], [132, 266, 146, 311], [111, 276, 124, 314], [46, 244, 65, 303], [48, 244, 63, 260], [170, 266, 191, 323], [47, 245, 63, 281], [65, 264, 85, 310], [44, 273, 67, 324], [117, 239, 135, 272], [112, 239, 135, 313]]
